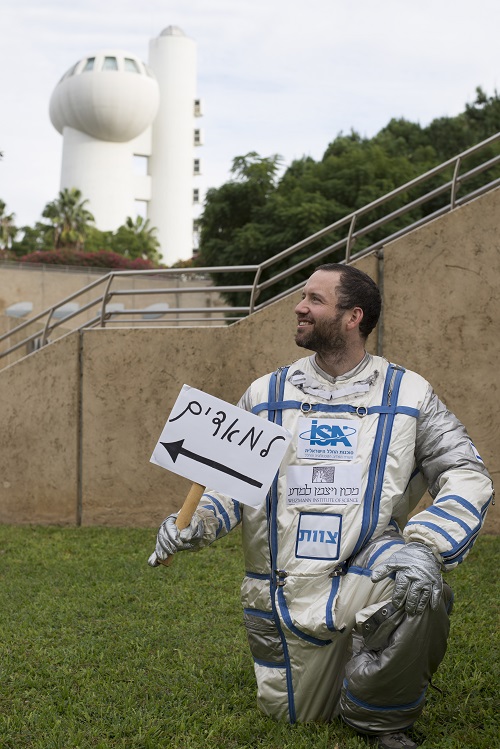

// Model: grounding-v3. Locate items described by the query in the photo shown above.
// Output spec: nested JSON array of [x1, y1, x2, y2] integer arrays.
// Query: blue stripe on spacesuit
[[345, 566, 373, 577], [405, 519, 456, 547], [277, 587, 332, 645], [252, 401, 419, 418], [326, 576, 342, 631], [253, 659, 287, 669], [265, 367, 298, 723], [343, 679, 427, 712], [202, 494, 232, 533], [424, 505, 473, 535], [416, 496, 492, 567], [366, 539, 405, 568], [232, 499, 242, 524], [368, 368, 405, 542], [244, 607, 273, 619], [441, 523, 485, 566], [349, 367, 393, 556], [435, 494, 482, 523], [351, 366, 405, 556], [245, 571, 271, 580]]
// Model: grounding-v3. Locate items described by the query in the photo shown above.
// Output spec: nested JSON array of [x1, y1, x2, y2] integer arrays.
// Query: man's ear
[[345, 306, 364, 331]]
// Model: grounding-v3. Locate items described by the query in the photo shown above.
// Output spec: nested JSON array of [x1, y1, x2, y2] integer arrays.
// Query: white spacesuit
[[152, 353, 493, 734]]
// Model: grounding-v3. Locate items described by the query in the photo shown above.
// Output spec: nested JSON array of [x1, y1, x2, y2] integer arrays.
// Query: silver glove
[[371, 542, 443, 616], [147, 511, 204, 567]]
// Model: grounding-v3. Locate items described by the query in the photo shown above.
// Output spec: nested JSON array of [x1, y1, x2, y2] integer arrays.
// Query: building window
[[83, 57, 95, 72], [193, 158, 201, 175], [124, 58, 140, 74], [194, 99, 202, 116], [103, 56, 118, 71], [193, 219, 201, 252], [193, 188, 200, 204], [194, 129, 203, 146], [133, 154, 149, 176]]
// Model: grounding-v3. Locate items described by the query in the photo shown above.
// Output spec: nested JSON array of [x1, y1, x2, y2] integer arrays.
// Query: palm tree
[[0, 200, 18, 252], [42, 188, 95, 250], [114, 215, 161, 261]]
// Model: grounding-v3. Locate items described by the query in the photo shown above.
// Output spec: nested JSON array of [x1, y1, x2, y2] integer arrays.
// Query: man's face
[[294, 270, 347, 355]]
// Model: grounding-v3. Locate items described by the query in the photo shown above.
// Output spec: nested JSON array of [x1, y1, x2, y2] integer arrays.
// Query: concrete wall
[[0, 334, 80, 524], [0, 264, 222, 322], [0, 190, 497, 532]]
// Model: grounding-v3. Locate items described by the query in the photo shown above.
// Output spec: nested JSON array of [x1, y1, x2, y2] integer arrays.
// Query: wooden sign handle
[[159, 482, 205, 567]]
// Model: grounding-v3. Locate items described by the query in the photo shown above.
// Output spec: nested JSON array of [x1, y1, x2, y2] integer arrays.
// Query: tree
[[41, 187, 95, 250], [0, 200, 18, 253], [111, 215, 161, 262], [199, 151, 282, 267], [9, 223, 53, 257], [197, 88, 500, 309]]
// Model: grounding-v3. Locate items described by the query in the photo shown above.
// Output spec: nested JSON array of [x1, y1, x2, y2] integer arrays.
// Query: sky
[[1, 0, 500, 228]]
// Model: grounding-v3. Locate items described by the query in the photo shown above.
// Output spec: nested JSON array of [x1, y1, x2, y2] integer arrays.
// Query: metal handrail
[[1, 131, 500, 363]]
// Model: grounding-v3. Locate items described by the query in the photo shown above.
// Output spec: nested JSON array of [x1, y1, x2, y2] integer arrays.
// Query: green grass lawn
[[0, 526, 497, 749]]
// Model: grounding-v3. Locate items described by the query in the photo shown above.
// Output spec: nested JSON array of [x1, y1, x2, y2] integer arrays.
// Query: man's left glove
[[371, 542, 443, 616], [147, 511, 205, 567]]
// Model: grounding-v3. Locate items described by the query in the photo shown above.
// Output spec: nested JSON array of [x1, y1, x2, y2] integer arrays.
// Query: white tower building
[[49, 27, 202, 265]]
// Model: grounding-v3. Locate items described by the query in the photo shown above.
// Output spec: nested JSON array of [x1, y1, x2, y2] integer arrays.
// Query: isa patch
[[297, 417, 358, 461], [296, 512, 342, 560]]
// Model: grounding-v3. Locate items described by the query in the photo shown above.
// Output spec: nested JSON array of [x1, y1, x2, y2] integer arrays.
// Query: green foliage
[[111, 215, 162, 263], [41, 187, 95, 250], [0, 526, 497, 748], [8, 223, 54, 257], [197, 87, 500, 309], [8, 210, 163, 268], [0, 199, 18, 252]]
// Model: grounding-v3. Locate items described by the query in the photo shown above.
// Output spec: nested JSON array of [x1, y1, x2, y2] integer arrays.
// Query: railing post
[[375, 249, 384, 357], [345, 214, 357, 263], [41, 309, 54, 346], [249, 267, 263, 314], [451, 157, 462, 209], [99, 273, 115, 327]]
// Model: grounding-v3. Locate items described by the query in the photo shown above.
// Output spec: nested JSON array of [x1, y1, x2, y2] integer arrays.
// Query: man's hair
[[315, 263, 381, 339]]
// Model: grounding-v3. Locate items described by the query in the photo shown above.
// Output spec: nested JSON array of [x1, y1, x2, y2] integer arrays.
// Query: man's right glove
[[147, 511, 205, 567], [371, 541, 443, 616]]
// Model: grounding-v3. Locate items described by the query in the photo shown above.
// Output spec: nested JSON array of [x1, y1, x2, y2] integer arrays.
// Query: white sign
[[151, 385, 292, 508], [286, 464, 362, 505], [296, 512, 342, 560], [297, 417, 359, 461]]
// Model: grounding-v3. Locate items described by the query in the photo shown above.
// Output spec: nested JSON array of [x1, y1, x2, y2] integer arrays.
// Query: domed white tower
[[50, 29, 202, 263], [50, 51, 160, 232]]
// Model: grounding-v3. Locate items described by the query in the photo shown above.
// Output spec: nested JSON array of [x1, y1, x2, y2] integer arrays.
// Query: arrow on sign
[[160, 440, 263, 488]]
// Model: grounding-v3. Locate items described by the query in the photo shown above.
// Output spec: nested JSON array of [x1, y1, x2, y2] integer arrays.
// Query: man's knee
[[340, 583, 453, 735]]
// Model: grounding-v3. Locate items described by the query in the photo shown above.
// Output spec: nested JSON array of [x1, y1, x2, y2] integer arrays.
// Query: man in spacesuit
[[149, 263, 493, 749]]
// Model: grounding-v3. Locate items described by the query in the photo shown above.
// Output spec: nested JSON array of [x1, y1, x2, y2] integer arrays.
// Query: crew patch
[[297, 417, 358, 461], [295, 512, 342, 560]]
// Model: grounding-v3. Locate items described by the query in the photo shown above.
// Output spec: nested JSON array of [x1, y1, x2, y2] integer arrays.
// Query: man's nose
[[295, 298, 307, 315]]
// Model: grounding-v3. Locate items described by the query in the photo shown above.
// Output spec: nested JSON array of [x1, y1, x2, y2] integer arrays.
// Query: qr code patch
[[312, 466, 335, 483]]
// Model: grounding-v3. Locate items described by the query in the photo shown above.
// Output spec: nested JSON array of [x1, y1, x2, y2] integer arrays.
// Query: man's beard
[[295, 313, 347, 359]]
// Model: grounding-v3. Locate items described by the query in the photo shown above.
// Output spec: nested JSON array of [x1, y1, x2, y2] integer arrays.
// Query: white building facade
[[49, 26, 202, 265]]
